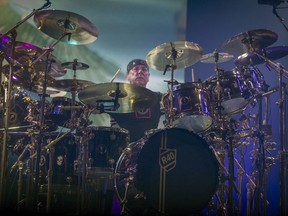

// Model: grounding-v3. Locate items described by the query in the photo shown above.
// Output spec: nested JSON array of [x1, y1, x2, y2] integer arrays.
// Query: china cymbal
[[234, 46, 288, 66], [62, 61, 89, 70], [201, 52, 234, 63], [2, 41, 66, 77], [34, 10, 99, 45], [52, 79, 96, 92], [146, 41, 203, 71], [223, 29, 278, 56], [1, 64, 58, 92], [78, 82, 157, 113]]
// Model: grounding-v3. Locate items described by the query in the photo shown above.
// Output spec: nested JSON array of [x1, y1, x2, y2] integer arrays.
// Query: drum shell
[[161, 83, 213, 133]]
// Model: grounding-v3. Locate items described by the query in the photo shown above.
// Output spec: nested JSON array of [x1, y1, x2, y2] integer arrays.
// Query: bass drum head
[[115, 128, 219, 215]]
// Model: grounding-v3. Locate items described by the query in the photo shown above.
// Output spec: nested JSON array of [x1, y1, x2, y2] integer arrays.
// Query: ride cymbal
[[201, 52, 234, 63], [52, 79, 96, 92], [223, 29, 278, 56], [146, 41, 203, 71], [234, 46, 288, 66], [78, 82, 157, 113], [34, 10, 99, 45]]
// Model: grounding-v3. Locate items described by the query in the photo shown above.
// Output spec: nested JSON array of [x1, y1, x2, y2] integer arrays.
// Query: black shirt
[[109, 92, 163, 142]]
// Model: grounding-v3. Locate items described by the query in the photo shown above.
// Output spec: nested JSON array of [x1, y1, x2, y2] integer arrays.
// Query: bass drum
[[114, 128, 219, 215]]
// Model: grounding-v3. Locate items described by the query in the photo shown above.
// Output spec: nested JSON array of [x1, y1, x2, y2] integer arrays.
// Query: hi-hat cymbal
[[34, 10, 99, 45], [78, 82, 157, 113], [223, 29, 278, 56], [146, 41, 203, 71], [200, 52, 234, 63], [2, 41, 66, 77], [62, 61, 89, 70], [52, 79, 96, 92], [234, 46, 288, 66]]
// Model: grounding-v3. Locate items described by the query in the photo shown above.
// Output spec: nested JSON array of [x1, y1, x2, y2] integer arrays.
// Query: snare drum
[[114, 128, 219, 215], [161, 82, 213, 133]]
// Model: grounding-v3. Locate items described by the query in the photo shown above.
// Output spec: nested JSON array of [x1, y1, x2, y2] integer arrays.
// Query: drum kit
[[0, 1, 288, 215]]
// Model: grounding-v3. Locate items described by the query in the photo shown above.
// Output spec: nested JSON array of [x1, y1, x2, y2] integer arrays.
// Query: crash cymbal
[[201, 52, 234, 63], [34, 10, 99, 45], [1, 64, 58, 92], [223, 29, 278, 56], [78, 82, 157, 113], [62, 61, 89, 70], [2, 41, 66, 77], [146, 41, 203, 71], [52, 79, 96, 92], [234, 46, 288, 66]]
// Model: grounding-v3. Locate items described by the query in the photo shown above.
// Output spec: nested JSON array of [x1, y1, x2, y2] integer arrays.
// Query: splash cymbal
[[61, 61, 89, 70], [2, 41, 66, 77], [146, 41, 203, 71], [200, 52, 234, 63], [223, 29, 278, 56], [234, 46, 288, 66], [34, 10, 99, 45], [52, 79, 96, 92], [78, 82, 157, 113]]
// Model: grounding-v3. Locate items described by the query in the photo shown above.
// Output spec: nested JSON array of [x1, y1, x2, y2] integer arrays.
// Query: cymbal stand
[[163, 42, 178, 127], [252, 51, 288, 216], [0, 0, 51, 209], [0, 30, 17, 209], [31, 33, 71, 213]]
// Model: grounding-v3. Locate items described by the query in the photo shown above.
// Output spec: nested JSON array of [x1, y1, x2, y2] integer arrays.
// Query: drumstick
[[110, 68, 121, 82]]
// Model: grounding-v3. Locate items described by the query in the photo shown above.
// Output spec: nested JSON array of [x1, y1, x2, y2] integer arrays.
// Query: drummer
[[109, 59, 163, 142]]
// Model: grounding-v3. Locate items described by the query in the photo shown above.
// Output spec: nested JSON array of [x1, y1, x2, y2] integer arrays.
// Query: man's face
[[127, 65, 150, 87]]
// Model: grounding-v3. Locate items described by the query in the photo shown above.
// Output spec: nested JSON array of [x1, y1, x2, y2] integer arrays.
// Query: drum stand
[[251, 50, 288, 216], [162, 42, 179, 128], [210, 51, 240, 216]]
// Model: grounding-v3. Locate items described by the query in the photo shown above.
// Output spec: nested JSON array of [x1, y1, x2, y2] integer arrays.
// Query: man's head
[[126, 59, 150, 87]]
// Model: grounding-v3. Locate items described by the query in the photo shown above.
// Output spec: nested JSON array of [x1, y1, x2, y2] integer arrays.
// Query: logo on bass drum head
[[159, 148, 176, 172]]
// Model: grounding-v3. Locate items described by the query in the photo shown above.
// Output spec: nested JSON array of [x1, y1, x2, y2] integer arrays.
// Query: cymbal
[[200, 52, 234, 63], [62, 61, 89, 70], [34, 10, 99, 45], [223, 29, 278, 56], [78, 82, 157, 113], [1, 64, 58, 92], [2, 41, 66, 77], [234, 46, 288, 66], [51, 79, 96, 92], [146, 41, 203, 71]]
